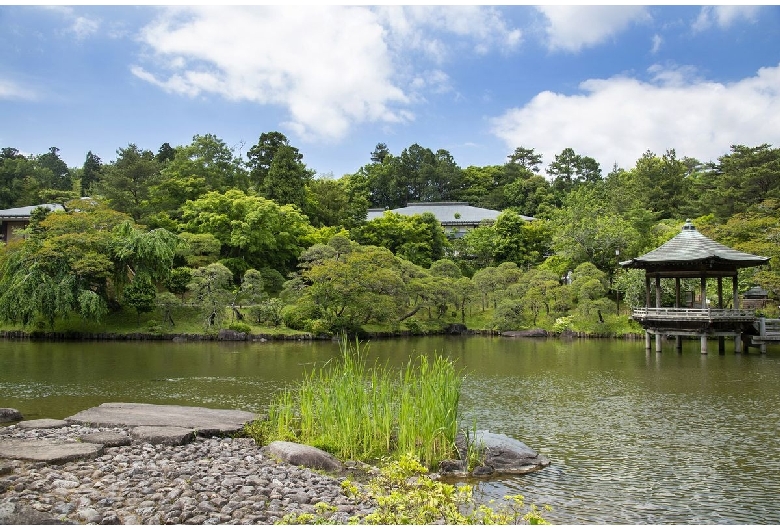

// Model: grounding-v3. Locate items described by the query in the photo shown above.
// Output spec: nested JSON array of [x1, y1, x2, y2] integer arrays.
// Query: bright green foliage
[[248, 339, 461, 468], [345, 453, 550, 525], [352, 211, 449, 267], [180, 189, 314, 273], [0, 200, 178, 327], [298, 245, 406, 333], [281, 453, 551, 525]]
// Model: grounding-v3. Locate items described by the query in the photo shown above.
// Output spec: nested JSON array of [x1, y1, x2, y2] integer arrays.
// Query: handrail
[[632, 307, 757, 321]]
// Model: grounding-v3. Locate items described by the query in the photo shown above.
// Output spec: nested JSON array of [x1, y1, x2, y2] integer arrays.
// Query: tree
[[165, 266, 193, 300], [188, 262, 234, 328], [370, 143, 390, 164], [246, 131, 302, 190], [298, 245, 407, 333], [37, 147, 71, 191], [123, 274, 157, 323], [180, 189, 314, 273], [0, 199, 179, 327], [81, 151, 103, 196], [94, 144, 161, 221], [351, 211, 448, 268], [264, 144, 313, 208], [507, 147, 543, 173], [148, 134, 249, 220]]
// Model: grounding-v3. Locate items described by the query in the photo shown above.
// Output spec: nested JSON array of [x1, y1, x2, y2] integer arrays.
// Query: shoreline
[[0, 328, 646, 342]]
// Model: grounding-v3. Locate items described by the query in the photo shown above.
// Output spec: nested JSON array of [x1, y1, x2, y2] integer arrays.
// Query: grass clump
[[245, 337, 461, 468], [280, 453, 551, 525]]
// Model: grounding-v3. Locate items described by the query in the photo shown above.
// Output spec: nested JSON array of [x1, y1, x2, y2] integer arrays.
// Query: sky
[[1, 5, 780, 179]]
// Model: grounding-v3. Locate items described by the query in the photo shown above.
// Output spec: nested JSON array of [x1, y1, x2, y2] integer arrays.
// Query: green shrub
[[228, 322, 252, 334]]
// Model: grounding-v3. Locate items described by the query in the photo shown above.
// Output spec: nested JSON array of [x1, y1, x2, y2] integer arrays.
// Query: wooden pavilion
[[620, 219, 769, 354]]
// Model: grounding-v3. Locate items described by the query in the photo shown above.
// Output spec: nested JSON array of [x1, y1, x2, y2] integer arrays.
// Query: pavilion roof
[[620, 220, 769, 270]]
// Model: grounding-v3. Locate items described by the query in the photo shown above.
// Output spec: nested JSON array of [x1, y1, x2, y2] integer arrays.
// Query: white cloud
[[537, 6, 650, 53], [693, 6, 761, 32], [0, 78, 36, 101], [70, 16, 100, 40], [132, 6, 521, 141], [490, 63, 780, 172], [651, 34, 662, 54]]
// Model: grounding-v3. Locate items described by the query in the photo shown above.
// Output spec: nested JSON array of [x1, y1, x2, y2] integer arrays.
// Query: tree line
[[1, 133, 779, 335]]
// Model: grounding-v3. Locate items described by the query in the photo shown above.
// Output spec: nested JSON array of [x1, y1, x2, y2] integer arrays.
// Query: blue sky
[[1, 5, 779, 178]]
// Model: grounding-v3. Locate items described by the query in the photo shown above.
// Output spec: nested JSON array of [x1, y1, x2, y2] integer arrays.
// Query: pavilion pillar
[[645, 331, 651, 350], [645, 275, 651, 308], [675, 336, 682, 352], [656, 276, 662, 308], [675, 278, 681, 307], [701, 334, 708, 354], [656, 333, 663, 353], [701, 276, 707, 309], [733, 276, 743, 353]]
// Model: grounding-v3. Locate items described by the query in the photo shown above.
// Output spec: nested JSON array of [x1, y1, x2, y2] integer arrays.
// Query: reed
[[261, 337, 462, 467]]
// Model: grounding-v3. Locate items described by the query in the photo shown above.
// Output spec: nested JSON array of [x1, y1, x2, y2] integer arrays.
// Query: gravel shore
[[0, 424, 375, 525]]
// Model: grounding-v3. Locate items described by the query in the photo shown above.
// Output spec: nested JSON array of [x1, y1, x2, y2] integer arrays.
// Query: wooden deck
[[632, 308, 757, 322], [750, 317, 780, 353]]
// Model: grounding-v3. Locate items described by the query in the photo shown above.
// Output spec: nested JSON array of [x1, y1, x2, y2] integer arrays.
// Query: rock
[[446, 323, 468, 335], [0, 439, 103, 464], [263, 441, 343, 473], [0, 408, 22, 423], [472, 465, 495, 477], [66, 403, 258, 436], [455, 430, 550, 475], [0, 501, 73, 524], [130, 426, 195, 446], [16, 419, 69, 429], [217, 329, 247, 341], [438, 459, 467, 476]]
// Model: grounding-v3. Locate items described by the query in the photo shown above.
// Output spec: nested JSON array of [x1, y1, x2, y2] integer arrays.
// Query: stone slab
[[80, 431, 132, 447], [16, 419, 69, 429], [66, 403, 258, 436], [131, 426, 195, 446], [0, 439, 103, 464]]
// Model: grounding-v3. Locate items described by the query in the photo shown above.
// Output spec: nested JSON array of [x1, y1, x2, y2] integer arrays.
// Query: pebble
[[0, 424, 375, 524]]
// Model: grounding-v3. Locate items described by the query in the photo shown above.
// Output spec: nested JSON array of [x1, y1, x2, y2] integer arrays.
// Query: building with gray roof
[[366, 202, 534, 238], [0, 203, 64, 243]]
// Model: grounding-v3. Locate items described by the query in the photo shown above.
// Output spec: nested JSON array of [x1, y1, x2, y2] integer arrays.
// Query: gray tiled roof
[[621, 220, 769, 269], [0, 203, 64, 219], [366, 202, 534, 224]]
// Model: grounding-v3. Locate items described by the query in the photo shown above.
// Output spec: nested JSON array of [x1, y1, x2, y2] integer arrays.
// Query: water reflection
[[1, 337, 779, 524]]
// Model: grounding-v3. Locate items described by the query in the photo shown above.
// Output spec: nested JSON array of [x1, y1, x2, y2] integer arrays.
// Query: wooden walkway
[[750, 317, 780, 354]]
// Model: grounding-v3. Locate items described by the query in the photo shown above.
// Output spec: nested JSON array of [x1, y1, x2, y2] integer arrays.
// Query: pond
[[1, 336, 779, 524]]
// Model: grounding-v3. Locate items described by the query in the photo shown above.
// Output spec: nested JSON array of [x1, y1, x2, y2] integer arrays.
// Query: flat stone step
[[131, 426, 195, 446], [0, 439, 103, 464], [66, 403, 258, 436]]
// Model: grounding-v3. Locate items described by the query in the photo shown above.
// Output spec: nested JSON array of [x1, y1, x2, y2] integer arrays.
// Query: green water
[[1, 336, 779, 524]]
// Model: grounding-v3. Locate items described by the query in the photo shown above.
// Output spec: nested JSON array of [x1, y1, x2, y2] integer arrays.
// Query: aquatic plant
[[247, 337, 461, 467]]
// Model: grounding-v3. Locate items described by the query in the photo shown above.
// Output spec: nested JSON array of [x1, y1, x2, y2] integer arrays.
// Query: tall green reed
[[259, 337, 462, 468]]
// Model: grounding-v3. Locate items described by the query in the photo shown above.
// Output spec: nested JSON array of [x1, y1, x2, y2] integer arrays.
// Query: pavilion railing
[[632, 307, 757, 322]]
